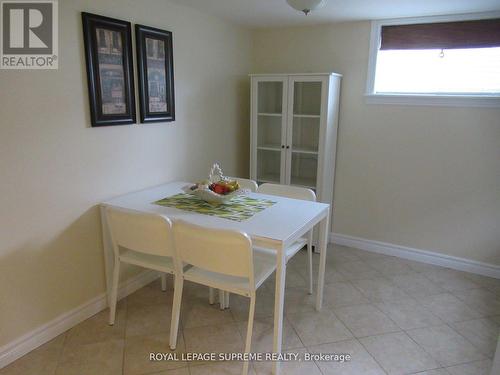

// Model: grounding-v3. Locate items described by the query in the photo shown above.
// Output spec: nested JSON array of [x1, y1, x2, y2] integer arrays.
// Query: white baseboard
[[330, 232, 500, 279], [0, 270, 159, 369]]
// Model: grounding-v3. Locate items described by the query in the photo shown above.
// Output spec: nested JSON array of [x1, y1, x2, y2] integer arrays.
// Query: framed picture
[[82, 12, 136, 127], [135, 24, 175, 123]]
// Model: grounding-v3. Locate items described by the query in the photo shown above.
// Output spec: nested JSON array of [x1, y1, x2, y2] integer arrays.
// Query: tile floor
[[1, 245, 499, 375]]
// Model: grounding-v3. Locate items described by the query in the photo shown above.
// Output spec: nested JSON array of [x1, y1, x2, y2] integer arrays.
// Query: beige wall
[[0, 0, 251, 346], [252, 22, 500, 266]]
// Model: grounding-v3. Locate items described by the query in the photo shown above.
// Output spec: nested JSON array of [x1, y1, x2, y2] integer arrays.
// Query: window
[[366, 14, 500, 107]]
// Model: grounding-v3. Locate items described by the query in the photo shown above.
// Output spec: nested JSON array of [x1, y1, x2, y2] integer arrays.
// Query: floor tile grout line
[[305, 337, 390, 375], [365, 298, 412, 333], [375, 295, 447, 332], [346, 276, 413, 305], [402, 327, 448, 370], [443, 358, 495, 373], [355, 335, 391, 375], [447, 314, 500, 325], [442, 320, 493, 359], [285, 313, 308, 351], [285, 302, 398, 348], [417, 268, 482, 295], [327, 302, 400, 339], [311, 351, 328, 375], [324, 307, 391, 375], [410, 290, 488, 324], [405, 323, 492, 368], [387, 272, 449, 298], [449, 287, 500, 316]]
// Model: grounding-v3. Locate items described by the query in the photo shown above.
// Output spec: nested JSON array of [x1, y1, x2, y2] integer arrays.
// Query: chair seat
[[120, 248, 174, 273], [253, 237, 308, 262], [183, 250, 276, 296]]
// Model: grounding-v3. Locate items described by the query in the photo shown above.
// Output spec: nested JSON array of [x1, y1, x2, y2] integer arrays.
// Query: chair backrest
[[257, 183, 316, 202], [228, 177, 258, 193], [106, 207, 173, 257], [172, 220, 253, 280]]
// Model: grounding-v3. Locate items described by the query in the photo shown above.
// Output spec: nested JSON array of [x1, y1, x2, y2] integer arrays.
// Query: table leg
[[316, 209, 330, 311], [272, 244, 286, 375], [100, 205, 114, 307]]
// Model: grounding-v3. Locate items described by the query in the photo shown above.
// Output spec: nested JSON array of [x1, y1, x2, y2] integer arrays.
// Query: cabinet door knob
[[286, 145, 290, 149], [281, 145, 285, 149]]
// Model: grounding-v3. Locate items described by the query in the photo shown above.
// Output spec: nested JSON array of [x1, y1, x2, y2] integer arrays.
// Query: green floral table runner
[[153, 193, 276, 222]]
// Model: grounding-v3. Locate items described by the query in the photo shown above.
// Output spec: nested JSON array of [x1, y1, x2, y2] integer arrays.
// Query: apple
[[214, 185, 225, 194]]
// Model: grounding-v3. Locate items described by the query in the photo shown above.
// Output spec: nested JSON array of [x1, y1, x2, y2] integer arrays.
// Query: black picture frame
[[82, 12, 136, 127], [135, 24, 175, 123]]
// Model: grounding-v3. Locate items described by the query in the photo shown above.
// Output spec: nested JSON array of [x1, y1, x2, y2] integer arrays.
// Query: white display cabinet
[[250, 73, 342, 209]]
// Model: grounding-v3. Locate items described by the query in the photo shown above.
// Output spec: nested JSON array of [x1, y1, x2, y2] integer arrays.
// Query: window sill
[[364, 93, 500, 108]]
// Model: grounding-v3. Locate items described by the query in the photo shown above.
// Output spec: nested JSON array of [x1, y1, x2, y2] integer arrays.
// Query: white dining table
[[100, 181, 330, 375]]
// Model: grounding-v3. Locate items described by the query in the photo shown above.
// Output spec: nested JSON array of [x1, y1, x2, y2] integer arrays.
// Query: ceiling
[[168, 0, 500, 28]]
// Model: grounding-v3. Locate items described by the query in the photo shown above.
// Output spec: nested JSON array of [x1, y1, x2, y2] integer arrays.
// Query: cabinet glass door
[[288, 79, 323, 189], [255, 80, 286, 184]]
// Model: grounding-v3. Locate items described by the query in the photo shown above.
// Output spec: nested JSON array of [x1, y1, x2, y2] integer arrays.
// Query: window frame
[[365, 12, 500, 108]]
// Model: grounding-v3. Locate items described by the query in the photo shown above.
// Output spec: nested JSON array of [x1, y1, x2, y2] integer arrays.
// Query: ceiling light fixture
[[286, 0, 327, 15]]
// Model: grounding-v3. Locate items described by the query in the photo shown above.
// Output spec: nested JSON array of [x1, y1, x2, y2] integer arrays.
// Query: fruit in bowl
[[182, 164, 247, 204], [209, 180, 240, 195], [182, 179, 245, 204]]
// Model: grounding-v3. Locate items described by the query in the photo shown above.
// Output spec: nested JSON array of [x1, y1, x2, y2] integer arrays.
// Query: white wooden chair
[[230, 177, 258, 192], [210, 176, 258, 309], [170, 220, 276, 375], [220, 182, 317, 310], [257, 183, 316, 294], [105, 207, 175, 325]]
